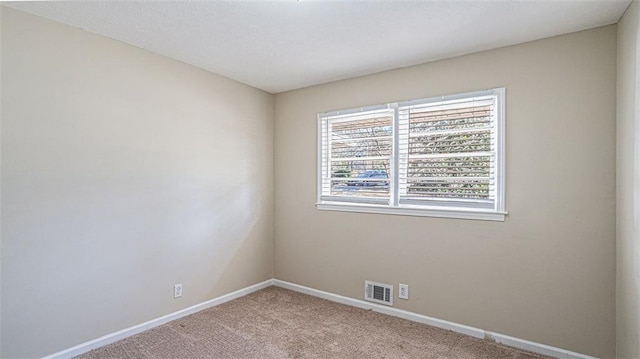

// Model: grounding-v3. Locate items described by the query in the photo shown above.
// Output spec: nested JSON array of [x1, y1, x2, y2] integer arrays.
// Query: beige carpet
[[76, 286, 552, 358]]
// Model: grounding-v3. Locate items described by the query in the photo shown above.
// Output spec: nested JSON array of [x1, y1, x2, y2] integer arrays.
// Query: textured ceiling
[[5, 1, 631, 94]]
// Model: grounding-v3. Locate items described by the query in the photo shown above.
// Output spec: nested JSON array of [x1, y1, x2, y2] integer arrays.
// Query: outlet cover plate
[[399, 283, 409, 299]]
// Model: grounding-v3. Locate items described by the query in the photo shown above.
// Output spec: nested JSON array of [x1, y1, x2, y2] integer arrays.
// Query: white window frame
[[317, 88, 507, 221]]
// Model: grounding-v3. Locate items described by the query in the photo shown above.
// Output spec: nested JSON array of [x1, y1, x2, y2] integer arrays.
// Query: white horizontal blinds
[[320, 109, 393, 204], [398, 95, 497, 209]]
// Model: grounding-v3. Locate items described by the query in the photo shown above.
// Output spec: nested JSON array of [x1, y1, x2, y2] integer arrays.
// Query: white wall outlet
[[399, 283, 409, 299], [174, 283, 183, 298]]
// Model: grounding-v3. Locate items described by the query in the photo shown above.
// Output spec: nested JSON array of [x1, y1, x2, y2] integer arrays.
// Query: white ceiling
[[5, 1, 631, 94]]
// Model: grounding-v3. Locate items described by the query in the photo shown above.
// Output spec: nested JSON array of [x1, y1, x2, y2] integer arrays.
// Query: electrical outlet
[[174, 283, 183, 298], [399, 283, 409, 299]]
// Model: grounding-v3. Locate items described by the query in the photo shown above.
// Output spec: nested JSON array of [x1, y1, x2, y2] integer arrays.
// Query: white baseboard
[[42, 279, 274, 359], [42, 278, 598, 359], [490, 333, 597, 359], [273, 279, 598, 359]]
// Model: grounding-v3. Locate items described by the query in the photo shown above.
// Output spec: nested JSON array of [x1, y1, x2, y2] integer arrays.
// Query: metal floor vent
[[364, 280, 393, 306]]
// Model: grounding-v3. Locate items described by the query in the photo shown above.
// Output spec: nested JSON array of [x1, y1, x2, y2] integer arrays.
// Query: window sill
[[316, 202, 506, 221]]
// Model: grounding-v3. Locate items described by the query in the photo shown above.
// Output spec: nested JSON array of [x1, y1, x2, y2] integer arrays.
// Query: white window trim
[[316, 202, 507, 221], [317, 88, 507, 222]]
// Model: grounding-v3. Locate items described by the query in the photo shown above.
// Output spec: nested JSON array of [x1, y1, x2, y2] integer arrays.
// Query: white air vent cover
[[364, 280, 393, 306]]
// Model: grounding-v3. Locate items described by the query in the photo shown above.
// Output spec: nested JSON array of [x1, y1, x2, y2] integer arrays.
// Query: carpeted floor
[[76, 286, 552, 358]]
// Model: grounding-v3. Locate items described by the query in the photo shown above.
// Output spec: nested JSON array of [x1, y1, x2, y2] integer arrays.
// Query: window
[[317, 88, 506, 221]]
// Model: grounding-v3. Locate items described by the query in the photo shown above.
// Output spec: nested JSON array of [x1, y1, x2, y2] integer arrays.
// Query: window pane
[[400, 100, 496, 206], [325, 114, 392, 200]]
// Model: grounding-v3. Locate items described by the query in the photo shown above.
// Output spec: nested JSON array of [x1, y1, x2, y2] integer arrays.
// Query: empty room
[[1, 1, 638, 358]]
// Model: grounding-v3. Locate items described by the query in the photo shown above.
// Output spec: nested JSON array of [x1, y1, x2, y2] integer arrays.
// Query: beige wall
[[274, 26, 617, 357], [0, 7, 274, 358], [617, 1, 640, 358]]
